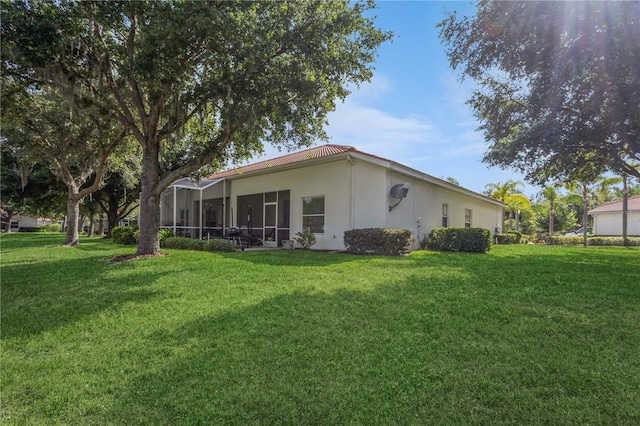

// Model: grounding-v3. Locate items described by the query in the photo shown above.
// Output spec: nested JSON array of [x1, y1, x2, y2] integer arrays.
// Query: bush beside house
[[547, 236, 640, 246], [161, 237, 236, 252], [425, 227, 491, 253], [344, 228, 413, 255]]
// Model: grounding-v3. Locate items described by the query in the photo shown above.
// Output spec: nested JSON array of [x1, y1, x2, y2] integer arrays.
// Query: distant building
[[588, 195, 640, 236]]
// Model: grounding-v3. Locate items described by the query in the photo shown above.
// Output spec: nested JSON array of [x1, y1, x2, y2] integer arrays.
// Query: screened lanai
[[160, 177, 226, 239]]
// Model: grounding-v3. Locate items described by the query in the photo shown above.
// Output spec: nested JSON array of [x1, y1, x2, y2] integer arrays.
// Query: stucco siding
[[164, 150, 505, 251], [353, 159, 388, 228], [229, 159, 353, 250], [593, 212, 640, 236]]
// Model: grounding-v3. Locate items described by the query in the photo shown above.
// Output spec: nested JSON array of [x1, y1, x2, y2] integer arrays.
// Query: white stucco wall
[[381, 171, 503, 249], [165, 155, 505, 251], [593, 212, 640, 236], [228, 159, 353, 250]]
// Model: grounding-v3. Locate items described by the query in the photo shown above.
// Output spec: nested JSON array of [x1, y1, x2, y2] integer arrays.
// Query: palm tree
[[484, 180, 531, 231], [564, 176, 620, 246], [539, 185, 559, 236]]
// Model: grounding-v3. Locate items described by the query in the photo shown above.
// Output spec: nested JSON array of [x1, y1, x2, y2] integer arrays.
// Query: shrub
[[547, 236, 640, 246], [133, 230, 141, 244], [589, 237, 640, 246], [161, 237, 236, 252], [40, 223, 61, 232], [418, 234, 430, 250], [425, 227, 491, 253], [505, 230, 522, 243], [111, 226, 136, 245], [18, 227, 44, 232], [294, 230, 317, 250], [495, 230, 522, 244], [159, 228, 174, 242], [547, 236, 584, 245], [344, 228, 413, 255]]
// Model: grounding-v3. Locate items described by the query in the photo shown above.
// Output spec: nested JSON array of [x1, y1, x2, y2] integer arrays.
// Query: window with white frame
[[442, 204, 449, 227], [302, 196, 325, 234], [464, 209, 472, 228]]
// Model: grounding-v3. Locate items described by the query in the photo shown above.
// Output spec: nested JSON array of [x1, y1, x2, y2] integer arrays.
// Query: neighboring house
[[588, 195, 640, 236], [1, 213, 58, 231], [161, 145, 505, 251], [16, 215, 59, 229]]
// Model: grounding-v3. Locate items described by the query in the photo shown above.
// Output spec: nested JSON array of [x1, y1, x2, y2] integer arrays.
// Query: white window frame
[[301, 195, 325, 234], [442, 204, 449, 227], [464, 209, 472, 228]]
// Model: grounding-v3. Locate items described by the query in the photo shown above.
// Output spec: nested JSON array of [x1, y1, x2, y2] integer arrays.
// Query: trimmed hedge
[[111, 226, 136, 245], [161, 237, 237, 252], [18, 227, 44, 232], [547, 236, 640, 246], [425, 227, 491, 253], [495, 230, 522, 244], [344, 228, 413, 255], [40, 223, 62, 232]]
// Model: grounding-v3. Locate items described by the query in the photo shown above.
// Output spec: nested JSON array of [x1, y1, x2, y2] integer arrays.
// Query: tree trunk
[[97, 214, 105, 236], [136, 144, 161, 255], [622, 174, 628, 246], [582, 187, 589, 247], [87, 216, 95, 237], [3, 210, 14, 233], [65, 190, 81, 246], [548, 200, 554, 236]]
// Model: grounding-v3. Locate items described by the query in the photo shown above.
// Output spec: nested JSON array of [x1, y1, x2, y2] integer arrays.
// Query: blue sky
[[249, 1, 534, 197]]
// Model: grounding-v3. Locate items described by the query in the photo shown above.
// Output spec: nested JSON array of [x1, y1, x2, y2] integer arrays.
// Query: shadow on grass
[[218, 249, 363, 267], [1, 256, 167, 340], [103, 272, 640, 425], [0, 232, 67, 251]]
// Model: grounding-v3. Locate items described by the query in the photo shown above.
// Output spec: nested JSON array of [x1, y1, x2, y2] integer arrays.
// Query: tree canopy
[[3, 0, 391, 254], [438, 1, 640, 185]]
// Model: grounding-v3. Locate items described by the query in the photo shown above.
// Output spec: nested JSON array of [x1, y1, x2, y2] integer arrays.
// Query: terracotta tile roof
[[207, 145, 358, 178], [588, 195, 640, 214]]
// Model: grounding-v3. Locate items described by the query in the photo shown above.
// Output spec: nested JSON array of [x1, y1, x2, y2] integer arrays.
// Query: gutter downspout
[[347, 155, 355, 229]]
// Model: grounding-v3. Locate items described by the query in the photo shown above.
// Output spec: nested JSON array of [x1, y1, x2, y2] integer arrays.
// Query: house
[[0, 213, 57, 232], [588, 195, 640, 236], [160, 145, 505, 251]]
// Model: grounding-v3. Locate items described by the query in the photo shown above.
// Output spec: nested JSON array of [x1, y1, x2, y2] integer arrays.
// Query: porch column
[[222, 180, 227, 235], [199, 187, 203, 240], [172, 186, 177, 235]]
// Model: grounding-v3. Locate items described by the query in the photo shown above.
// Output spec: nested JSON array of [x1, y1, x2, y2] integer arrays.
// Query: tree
[[0, 144, 66, 231], [483, 180, 530, 230], [539, 186, 559, 236], [564, 172, 619, 246], [95, 167, 141, 238], [3, 1, 391, 255], [438, 1, 640, 185], [533, 198, 577, 236], [2, 87, 127, 245]]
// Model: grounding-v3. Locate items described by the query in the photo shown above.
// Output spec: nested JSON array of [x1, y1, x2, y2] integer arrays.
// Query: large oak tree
[[2, 87, 127, 245], [3, 0, 390, 255], [438, 1, 640, 185]]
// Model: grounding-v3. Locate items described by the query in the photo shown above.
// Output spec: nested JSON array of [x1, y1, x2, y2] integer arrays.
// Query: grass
[[1, 233, 639, 425]]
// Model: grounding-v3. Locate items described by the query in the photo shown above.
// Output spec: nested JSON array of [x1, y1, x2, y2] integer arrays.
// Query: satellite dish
[[389, 183, 409, 211], [390, 183, 409, 199]]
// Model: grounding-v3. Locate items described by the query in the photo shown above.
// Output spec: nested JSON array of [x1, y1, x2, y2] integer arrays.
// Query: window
[[442, 204, 448, 227], [302, 196, 325, 234], [465, 209, 472, 228]]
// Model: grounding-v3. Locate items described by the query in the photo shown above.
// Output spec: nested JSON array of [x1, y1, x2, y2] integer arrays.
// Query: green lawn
[[1, 233, 639, 425]]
